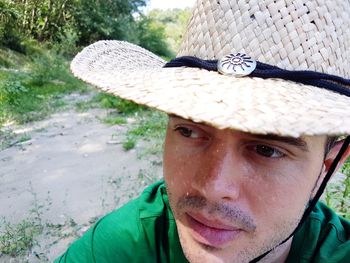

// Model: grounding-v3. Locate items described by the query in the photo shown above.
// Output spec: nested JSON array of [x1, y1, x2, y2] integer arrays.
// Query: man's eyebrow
[[250, 134, 309, 152], [168, 115, 309, 151]]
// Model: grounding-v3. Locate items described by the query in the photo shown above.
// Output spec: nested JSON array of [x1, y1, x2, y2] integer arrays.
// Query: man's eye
[[174, 126, 200, 138], [255, 145, 285, 158]]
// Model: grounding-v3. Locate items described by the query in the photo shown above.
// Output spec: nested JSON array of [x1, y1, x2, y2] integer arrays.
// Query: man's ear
[[311, 139, 350, 199], [323, 139, 350, 174]]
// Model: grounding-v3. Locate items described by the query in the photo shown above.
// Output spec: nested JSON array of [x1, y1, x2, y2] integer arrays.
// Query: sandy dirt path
[[0, 93, 162, 262]]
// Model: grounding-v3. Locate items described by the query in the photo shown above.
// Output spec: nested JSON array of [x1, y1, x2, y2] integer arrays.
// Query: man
[[56, 0, 350, 262]]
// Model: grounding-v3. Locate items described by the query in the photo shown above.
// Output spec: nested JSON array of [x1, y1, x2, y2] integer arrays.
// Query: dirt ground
[[0, 93, 163, 262]]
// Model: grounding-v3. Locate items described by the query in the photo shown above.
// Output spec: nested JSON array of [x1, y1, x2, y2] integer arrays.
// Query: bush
[[53, 24, 80, 57], [137, 15, 174, 59], [0, 79, 28, 105], [0, 27, 26, 54], [0, 46, 87, 127], [0, 1, 26, 53], [0, 218, 43, 257], [29, 52, 66, 86], [94, 93, 146, 114]]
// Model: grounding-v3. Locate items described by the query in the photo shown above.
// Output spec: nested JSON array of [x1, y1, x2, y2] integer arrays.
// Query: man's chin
[[177, 222, 250, 263], [179, 233, 227, 263]]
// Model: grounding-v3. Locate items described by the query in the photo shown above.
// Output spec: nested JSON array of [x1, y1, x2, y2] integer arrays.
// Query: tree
[[147, 8, 191, 53], [0, 0, 24, 51], [73, 0, 147, 45], [137, 15, 174, 59], [0, 0, 188, 60]]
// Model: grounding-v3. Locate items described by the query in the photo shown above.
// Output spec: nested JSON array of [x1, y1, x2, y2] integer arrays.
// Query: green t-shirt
[[55, 181, 350, 263]]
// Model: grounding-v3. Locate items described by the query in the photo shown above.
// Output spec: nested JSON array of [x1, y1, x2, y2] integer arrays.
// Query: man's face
[[163, 116, 327, 263]]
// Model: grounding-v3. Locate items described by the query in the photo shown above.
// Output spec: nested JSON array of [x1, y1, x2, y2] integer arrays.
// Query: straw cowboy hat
[[71, 0, 350, 138]]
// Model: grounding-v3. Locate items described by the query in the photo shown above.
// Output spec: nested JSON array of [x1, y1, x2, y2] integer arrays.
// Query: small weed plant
[[0, 183, 80, 259], [123, 110, 167, 154], [0, 217, 43, 257], [123, 138, 136, 151], [81, 92, 167, 153], [0, 183, 45, 257], [325, 158, 350, 219]]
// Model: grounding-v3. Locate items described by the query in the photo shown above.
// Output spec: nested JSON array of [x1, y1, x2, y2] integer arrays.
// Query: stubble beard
[[166, 187, 306, 263]]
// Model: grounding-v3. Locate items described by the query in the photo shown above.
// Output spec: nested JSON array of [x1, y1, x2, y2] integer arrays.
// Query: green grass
[[0, 184, 80, 260], [0, 43, 89, 150], [104, 115, 127, 126], [0, 46, 30, 69], [0, 184, 45, 257], [75, 100, 99, 112], [0, 44, 88, 128], [123, 110, 167, 154], [76, 92, 166, 153], [75, 92, 146, 114], [342, 158, 350, 173], [0, 218, 43, 257], [17, 134, 31, 143], [325, 158, 350, 219], [93, 93, 146, 114], [122, 138, 136, 151], [0, 130, 31, 149]]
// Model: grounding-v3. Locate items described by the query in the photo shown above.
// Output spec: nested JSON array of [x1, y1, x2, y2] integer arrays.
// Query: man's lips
[[185, 212, 242, 247]]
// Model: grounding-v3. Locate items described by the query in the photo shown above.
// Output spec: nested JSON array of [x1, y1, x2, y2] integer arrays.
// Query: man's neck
[[259, 237, 293, 263]]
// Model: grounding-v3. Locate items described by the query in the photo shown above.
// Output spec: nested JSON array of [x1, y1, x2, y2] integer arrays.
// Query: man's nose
[[191, 142, 241, 202]]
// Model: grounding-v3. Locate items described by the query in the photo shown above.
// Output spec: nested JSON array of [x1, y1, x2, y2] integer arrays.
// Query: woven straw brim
[[71, 41, 350, 137]]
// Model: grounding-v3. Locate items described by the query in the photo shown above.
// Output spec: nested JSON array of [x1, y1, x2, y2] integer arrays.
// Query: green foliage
[[0, 182, 43, 257], [137, 15, 174, 59], [90, 93, 146, 114], [127, 111, 167, 138], [0, 0, 25, 52], [103, 115, 127, 126], [54, 24, 80, 57], [0, 217, 43, 257], [73, 0, 146, 45], [0, 0, 77, 43], [325, 158, 350, 219], [123, 138, 136, 151], [0, 46, 29, 68], [134, 8, 192, 59], [342, 157, 350, 173], [0, 0, 148, 52], [147, 8, 192, 53], [123, 110, 167, 154], [0, 46, 87, 126], [0, 79, 28, 105], [0, 0, 191, 58], [0, 184, 81, 259], [29, 51, 70, 86]]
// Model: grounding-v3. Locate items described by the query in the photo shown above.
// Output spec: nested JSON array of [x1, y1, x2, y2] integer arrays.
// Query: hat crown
[[178, 0, 350, 78]]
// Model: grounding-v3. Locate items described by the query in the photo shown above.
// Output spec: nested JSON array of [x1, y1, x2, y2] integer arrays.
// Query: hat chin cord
[[249, 136, 350, 263]]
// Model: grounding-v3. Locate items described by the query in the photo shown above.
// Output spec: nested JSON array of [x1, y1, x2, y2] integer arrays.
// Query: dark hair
[[325, 136, 338, 155]]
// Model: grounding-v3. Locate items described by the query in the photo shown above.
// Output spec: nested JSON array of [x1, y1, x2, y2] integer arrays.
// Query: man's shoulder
[[55, 181, 177, 262], [311, 202, 350, 239], [104, 180, 170, 221], [91, 181, 170, 247], [288, 202, 350, 263], [93, 180, 173, 239]]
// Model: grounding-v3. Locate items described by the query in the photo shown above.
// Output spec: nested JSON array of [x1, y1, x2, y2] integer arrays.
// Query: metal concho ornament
[[218, 53, 257, 77]]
